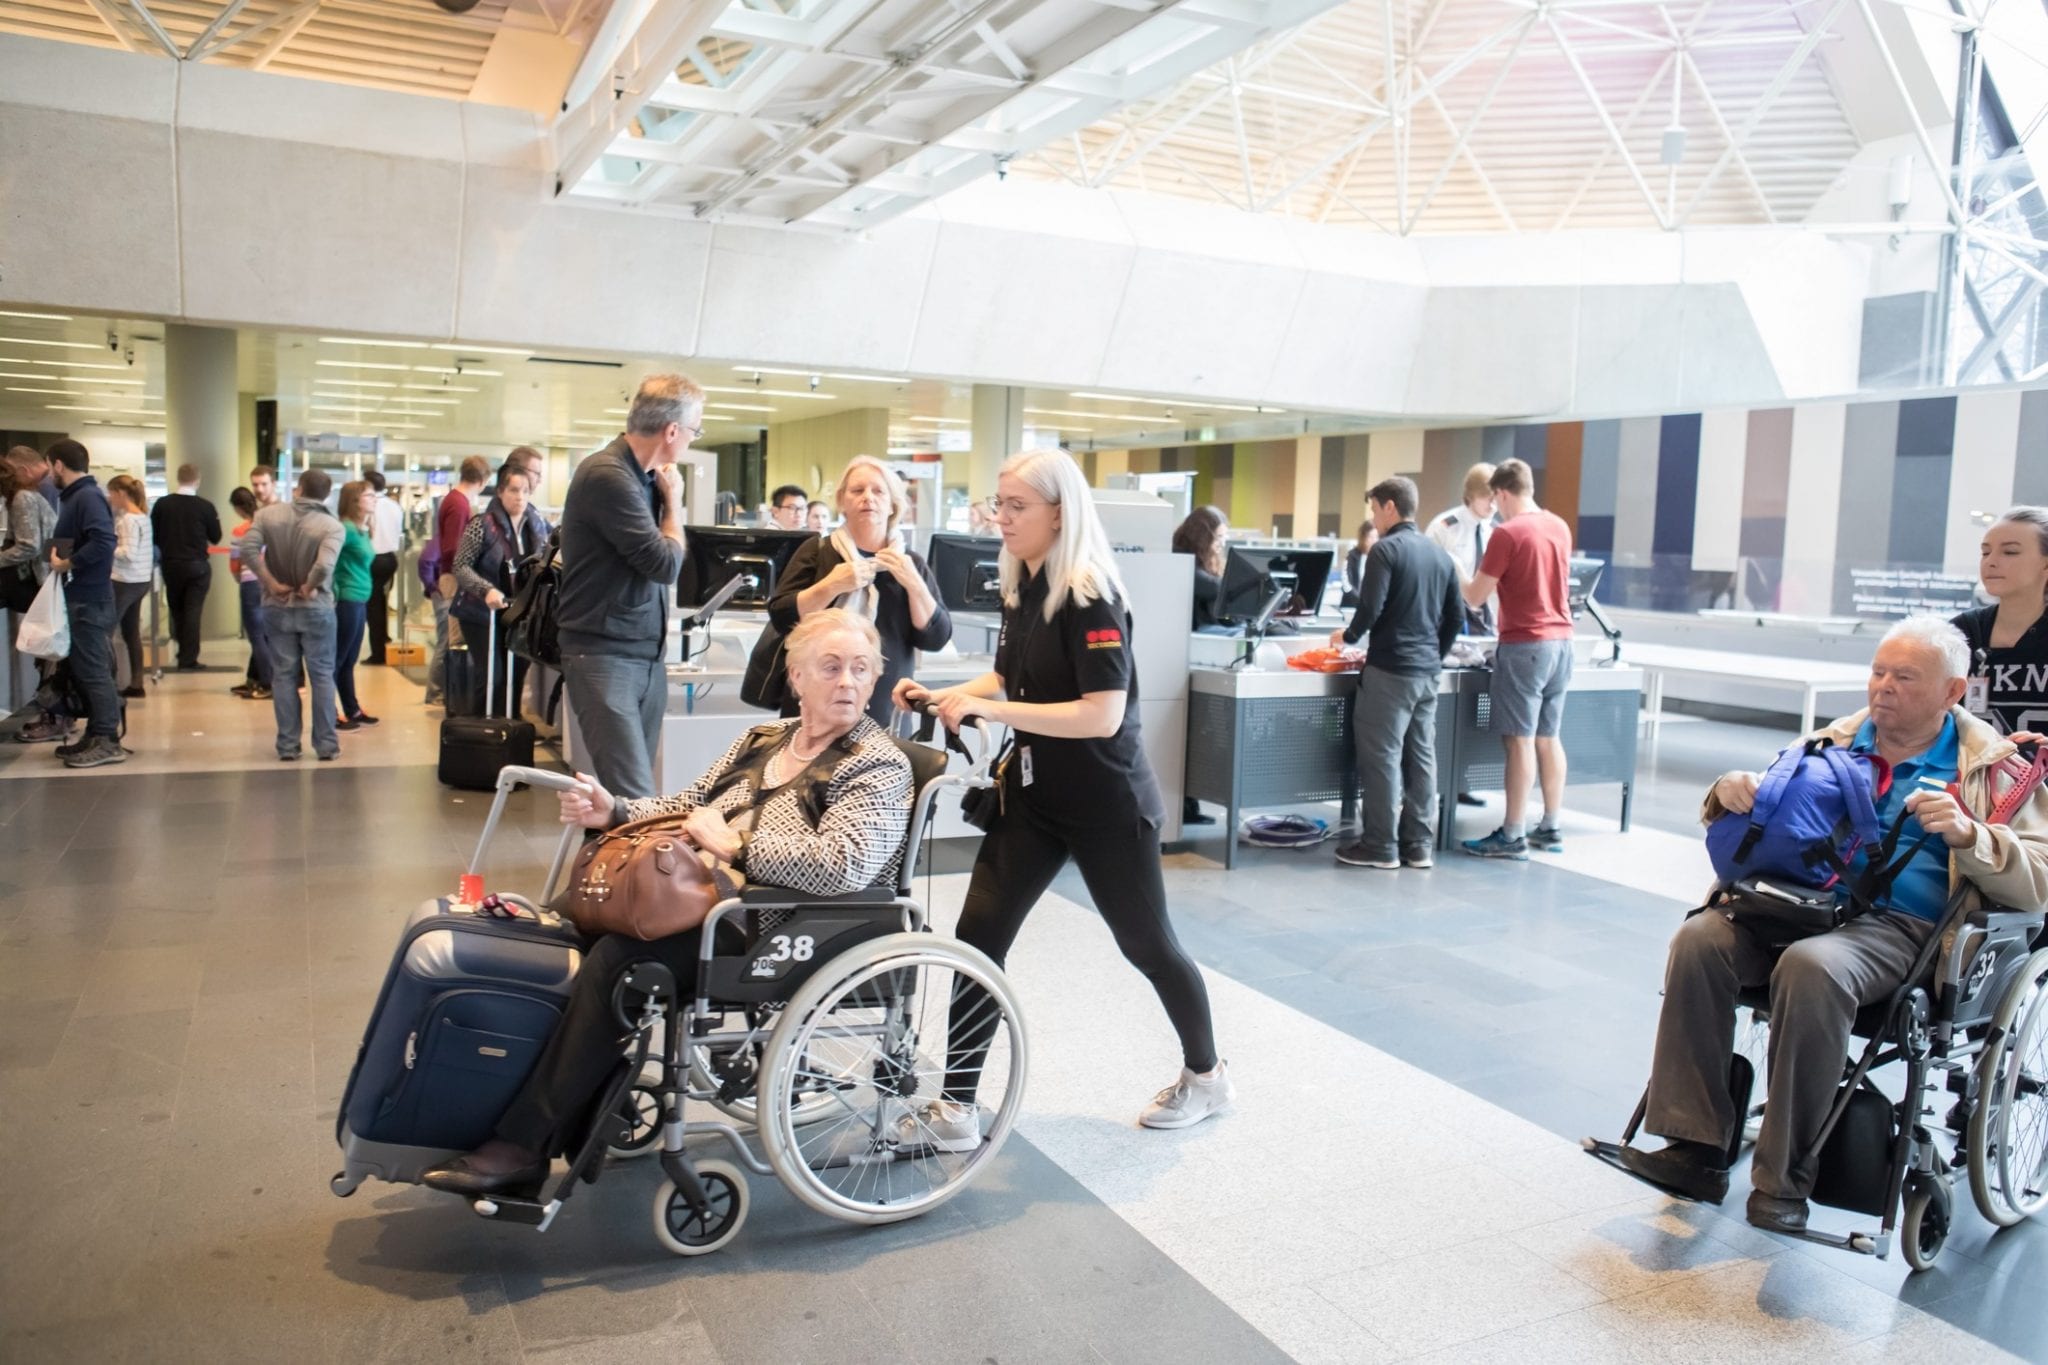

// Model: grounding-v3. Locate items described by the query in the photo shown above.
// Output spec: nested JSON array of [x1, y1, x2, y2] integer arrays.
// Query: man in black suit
[[150, 461, 221, 669]]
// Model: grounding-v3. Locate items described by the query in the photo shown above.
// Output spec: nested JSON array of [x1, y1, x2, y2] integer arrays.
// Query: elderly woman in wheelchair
[[419, 609, 1025, 1253], [1592, 616, 2048, 1270]]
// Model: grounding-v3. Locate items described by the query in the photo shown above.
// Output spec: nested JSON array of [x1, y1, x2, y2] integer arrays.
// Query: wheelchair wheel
[[606, 1085, 663, 1159], [1736, 1009, 1769, 1146], [757, 933, 1026, 1225], [652, 1159, 748, 1257], [1901, 1176, 1952, 1272], [689, 1041, 845, 1131], [1969, 948, 2048, 1227]]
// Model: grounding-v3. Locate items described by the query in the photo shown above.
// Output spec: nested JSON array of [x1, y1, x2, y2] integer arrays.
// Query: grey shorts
[[1490, 639, 1574, 738]]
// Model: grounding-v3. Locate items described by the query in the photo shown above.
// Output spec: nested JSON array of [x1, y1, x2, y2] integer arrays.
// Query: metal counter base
[[1184, 662, 1642, 869]]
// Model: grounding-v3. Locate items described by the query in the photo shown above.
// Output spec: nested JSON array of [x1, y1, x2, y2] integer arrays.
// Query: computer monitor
[[927, 532, 1006, 613], [678, 526, 812, 610], [1219, 546, 1335, 623], [1566, 555, 1606, 617]]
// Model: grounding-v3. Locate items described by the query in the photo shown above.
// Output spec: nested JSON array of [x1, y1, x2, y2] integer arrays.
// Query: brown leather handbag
[[562, 815, 745, 941]]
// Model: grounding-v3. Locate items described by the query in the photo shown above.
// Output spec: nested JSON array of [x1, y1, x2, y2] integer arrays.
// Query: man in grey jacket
[[556, 373, 695, 798], [241, 469, 345, 761]]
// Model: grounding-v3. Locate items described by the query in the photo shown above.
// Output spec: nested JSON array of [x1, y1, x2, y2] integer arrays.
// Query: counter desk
[[1183, 659, 1643, 869]]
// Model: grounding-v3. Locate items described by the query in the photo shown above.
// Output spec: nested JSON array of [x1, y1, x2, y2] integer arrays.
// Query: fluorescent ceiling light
[[316, 379, 397, 390], [706, 403, 774, 414], [1026, 406, 1160, 423], [0, 310, 72, 321], [604, 408, 627, 416], [730, 365, 910, 384], [702, 385, 834, 401], [45, 404, 114, 412], [18, 374, 145, 386], [404, 383, 476, 393], [33, 358, 133, 371], [430, 343, 529, 356], [1065, 391, 1280, 414], [906, 415, 969, 425], [0, 336, 101, 350], [317, 360, 410, 372], [411, 365, 500, 376], [571, 419, 619, 428], [826, 373, 909, 384], [321, 336, 428, 349], [8, 386, 81, 395], [384, 397, 461, 406]]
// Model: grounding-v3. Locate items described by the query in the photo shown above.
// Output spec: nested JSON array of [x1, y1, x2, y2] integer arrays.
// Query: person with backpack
[[450, 460, 550, 719], [1620, 615, 2048, 1236]]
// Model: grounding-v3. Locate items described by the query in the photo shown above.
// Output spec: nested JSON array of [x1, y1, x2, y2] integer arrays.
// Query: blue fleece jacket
[[53, 474, 115, 603]]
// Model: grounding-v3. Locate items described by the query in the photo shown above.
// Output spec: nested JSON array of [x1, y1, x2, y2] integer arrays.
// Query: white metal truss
[[549, 0, 1355, 226]]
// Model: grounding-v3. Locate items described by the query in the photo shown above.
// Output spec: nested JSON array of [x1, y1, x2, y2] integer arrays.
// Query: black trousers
[[945, 812, 1216, 1100], [161, 560, 210, 667], [494, 929, 708, 1157], [367, 551, 398, 662]]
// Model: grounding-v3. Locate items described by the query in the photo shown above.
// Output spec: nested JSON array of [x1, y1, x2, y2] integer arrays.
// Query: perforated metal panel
[[1452, 680, 1639, 793]]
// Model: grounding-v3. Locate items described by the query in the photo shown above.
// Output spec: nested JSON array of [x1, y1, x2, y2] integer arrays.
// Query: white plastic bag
[[18, 570, 68, 660]]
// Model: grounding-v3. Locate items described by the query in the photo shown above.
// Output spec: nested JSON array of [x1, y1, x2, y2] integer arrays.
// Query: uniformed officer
[[1426, 461, 1499, 636], [1955, 506, 2048, 738], [894, 449, 1231, 1143]]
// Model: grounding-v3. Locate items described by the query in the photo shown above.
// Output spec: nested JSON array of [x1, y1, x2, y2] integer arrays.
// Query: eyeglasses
[[982, 494, 1053, 519], [680, 424, 703, 441]]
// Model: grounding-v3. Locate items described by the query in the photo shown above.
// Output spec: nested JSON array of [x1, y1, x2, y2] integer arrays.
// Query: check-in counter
[[1184, 657, 1643, 868]]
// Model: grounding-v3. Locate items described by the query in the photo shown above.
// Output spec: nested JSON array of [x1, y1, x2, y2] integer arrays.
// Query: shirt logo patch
[[1085, 628, 1123, 649]]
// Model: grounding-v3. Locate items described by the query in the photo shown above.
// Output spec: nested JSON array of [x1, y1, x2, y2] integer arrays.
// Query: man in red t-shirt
[[1460, 457, 1574, 860], [424, 455, 489, 707]]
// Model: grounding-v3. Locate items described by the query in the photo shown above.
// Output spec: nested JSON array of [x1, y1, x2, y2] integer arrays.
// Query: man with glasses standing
[[554, 374, 697, 799]]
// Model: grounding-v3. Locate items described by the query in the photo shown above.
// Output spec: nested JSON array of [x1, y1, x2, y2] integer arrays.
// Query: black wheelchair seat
[[1734, 986, 1896, 1041]]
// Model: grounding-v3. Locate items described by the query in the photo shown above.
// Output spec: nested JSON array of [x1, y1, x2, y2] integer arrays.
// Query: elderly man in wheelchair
[[411, 609, 1025, 1254], [1594, 615, 2048, 1267]]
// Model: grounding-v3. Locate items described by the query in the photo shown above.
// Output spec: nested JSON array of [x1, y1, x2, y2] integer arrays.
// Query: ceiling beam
[[552, 0, 735, 195]]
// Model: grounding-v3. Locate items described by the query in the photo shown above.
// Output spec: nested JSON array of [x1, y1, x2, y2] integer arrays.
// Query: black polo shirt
[[1339, 520, 1462, 676], [1954, 605, 2048, 736], [995, 567, 1165, 832]]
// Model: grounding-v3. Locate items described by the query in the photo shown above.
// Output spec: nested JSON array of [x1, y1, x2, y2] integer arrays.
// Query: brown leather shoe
[[420, 1153, 549, 1197], [1746, 1189, 1810, 1234], [1617, 1140, 1731, 1203]]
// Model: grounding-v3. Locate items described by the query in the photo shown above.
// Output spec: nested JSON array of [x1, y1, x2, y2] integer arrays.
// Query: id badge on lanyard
[[1020, 746, 1034, 787], [1966, 674, 1991, 716]]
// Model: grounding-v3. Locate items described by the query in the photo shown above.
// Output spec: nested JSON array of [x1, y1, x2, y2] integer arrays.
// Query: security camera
[[808, 375, 820, 391], [994, 154, 1012, 182], [107, 330, 119, 352], [123, 345, 134, 366]]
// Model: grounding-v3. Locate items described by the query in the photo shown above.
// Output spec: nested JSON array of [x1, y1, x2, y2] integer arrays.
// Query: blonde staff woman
[[894, 449, 1230, 1142], [768, 455, 951, 725]]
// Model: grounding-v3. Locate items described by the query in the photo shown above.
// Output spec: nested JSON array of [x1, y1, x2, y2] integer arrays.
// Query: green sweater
[[334, 523, 373, 603]]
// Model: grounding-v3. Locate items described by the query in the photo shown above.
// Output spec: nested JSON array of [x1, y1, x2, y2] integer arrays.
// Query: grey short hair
[[784, 608, 883, 677], [1880, 614, 1971, 680], [626, 373, 704, 437]]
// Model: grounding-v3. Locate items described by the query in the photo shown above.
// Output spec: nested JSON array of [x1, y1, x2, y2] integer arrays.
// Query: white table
[[1627, 642, 1869, 735]]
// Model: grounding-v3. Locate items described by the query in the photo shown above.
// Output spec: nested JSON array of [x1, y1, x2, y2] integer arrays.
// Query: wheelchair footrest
[[469, 1193, 561, 1231], [1581, 1137, 1718, 1205]]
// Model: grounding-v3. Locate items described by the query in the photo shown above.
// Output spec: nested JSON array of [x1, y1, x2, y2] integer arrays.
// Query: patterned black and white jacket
[[617, 715, 913, 897]]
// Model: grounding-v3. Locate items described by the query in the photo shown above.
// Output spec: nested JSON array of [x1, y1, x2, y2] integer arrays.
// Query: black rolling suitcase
[[333, 767, 585, 1194], [440, 614, 534, 790]]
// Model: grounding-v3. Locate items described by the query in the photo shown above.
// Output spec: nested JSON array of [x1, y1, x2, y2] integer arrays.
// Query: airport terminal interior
[[3, 0, 2048, 1360]]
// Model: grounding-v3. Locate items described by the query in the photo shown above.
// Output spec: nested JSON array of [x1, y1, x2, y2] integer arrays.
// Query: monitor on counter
[[1567, 555, 1606, 618], [1219, 546, 1334, 622], [928, 532, 1005, 614], [678, 526, 812, 610]]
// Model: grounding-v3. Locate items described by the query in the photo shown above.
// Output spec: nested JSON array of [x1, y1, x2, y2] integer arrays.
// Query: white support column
[[1780, 401, 1847, 615], [1690, 408, 1746, 573], [164, 323, 244, 641], [1292, 433, 1322, 537]]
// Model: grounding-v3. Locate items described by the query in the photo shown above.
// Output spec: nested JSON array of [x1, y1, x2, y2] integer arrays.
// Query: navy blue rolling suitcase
[[332, 765, 585, 1195]]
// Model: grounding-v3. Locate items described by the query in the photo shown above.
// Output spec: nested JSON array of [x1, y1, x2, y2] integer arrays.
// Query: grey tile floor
[[2, 702, 2043, 1362]]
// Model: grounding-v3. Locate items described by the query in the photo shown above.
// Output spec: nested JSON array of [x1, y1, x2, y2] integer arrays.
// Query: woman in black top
[[895, 449, 1229, 1146], [1954, 506, 2048, 737], [1172, 504, 1229, 630], [770, 456, 951, 726], [1339, 520, 1379, 610]]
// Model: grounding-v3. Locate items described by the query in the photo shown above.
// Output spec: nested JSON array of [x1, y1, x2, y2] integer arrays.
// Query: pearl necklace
[[768, 731, 830, 785]]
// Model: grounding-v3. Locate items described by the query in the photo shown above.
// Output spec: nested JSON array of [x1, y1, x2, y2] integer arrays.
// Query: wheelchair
[[416, 721, 1025, 1257], [1588, 888, 2048, 1271]]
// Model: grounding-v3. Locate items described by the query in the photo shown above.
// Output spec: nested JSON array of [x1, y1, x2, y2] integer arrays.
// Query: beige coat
[[1701, 704, 2048, 917]]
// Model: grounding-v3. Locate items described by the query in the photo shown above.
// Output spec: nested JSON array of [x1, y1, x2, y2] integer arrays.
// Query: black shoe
[[1180, 798, 1214, 826], [177, 661, 202, 671], [1617, 1140, 1731, 1203], [419, 1154, 549, 1197], [336, 716, 361, 732], [119, 685, 146, 699], [1746, 1190, 1810, 1234], [279, 752, 300, 762], [317, 751, 339, 762], [1457, 792, 1484, 807]]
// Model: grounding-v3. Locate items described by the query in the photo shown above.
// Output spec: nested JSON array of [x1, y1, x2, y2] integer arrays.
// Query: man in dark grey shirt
[[1329, 475, 1463, 870], [556, 373, 695, 799]]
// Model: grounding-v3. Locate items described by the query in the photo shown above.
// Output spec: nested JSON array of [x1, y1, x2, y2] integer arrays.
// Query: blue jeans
[[334, 599, 367, 719], [239, 578, 272, 686], [263, 603, 337, 758], [67, 596, 122, 738]]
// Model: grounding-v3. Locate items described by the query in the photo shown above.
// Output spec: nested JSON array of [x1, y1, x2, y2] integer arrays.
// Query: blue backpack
[[1705, 738, 1895, 893]]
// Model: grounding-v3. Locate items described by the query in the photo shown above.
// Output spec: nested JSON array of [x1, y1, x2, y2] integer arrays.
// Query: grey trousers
[[1353, 666, 1440, 859], [426, 592, 451, 704], [1645, 907, 1935, 1199], [562, 652, 666, 801]]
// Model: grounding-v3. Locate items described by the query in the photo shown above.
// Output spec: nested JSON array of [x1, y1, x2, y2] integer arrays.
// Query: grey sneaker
[[1140, 1061, 1234, 1130], [1462, 828, 1529, 861], [1401, 848, 1435, 869], [1334, 842, 1399, 869], [1528, 825, 1564, 853], [892, 1101, 982, 1154], [63, 736, 128, 769]]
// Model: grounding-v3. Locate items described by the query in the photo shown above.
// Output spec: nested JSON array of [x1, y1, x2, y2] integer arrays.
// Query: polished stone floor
[[0, 666, 2041, 1363]]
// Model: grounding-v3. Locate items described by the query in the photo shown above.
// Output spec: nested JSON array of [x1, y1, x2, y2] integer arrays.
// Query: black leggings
[[944, 814, 1216, 1100]]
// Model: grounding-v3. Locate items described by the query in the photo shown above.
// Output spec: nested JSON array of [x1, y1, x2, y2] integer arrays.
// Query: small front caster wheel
[[1902, 1177, 1952, 1272], [607, 1086, 663, 1158], [330, 1171, 360, 1198], [652, 1159, 748, 1257]]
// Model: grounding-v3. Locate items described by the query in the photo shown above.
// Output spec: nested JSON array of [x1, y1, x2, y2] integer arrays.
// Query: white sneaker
[[892, 1100, 982, 1154], [1139, 1061, 1235, 1130]]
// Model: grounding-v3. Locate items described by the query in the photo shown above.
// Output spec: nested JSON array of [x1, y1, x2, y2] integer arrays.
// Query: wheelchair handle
[[911, 702, 996, 777], [468, 765, 587, 901]]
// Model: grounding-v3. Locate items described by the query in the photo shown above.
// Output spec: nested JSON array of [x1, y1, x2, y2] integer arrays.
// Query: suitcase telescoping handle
[[468, 765, 585, 909]]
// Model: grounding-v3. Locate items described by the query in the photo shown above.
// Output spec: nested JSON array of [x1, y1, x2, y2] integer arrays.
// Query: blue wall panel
[[1653, 414, 1701, 557]]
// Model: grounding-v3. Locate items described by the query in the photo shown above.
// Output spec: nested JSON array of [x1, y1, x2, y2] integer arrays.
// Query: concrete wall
[[0, 35, 1880, 426]]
